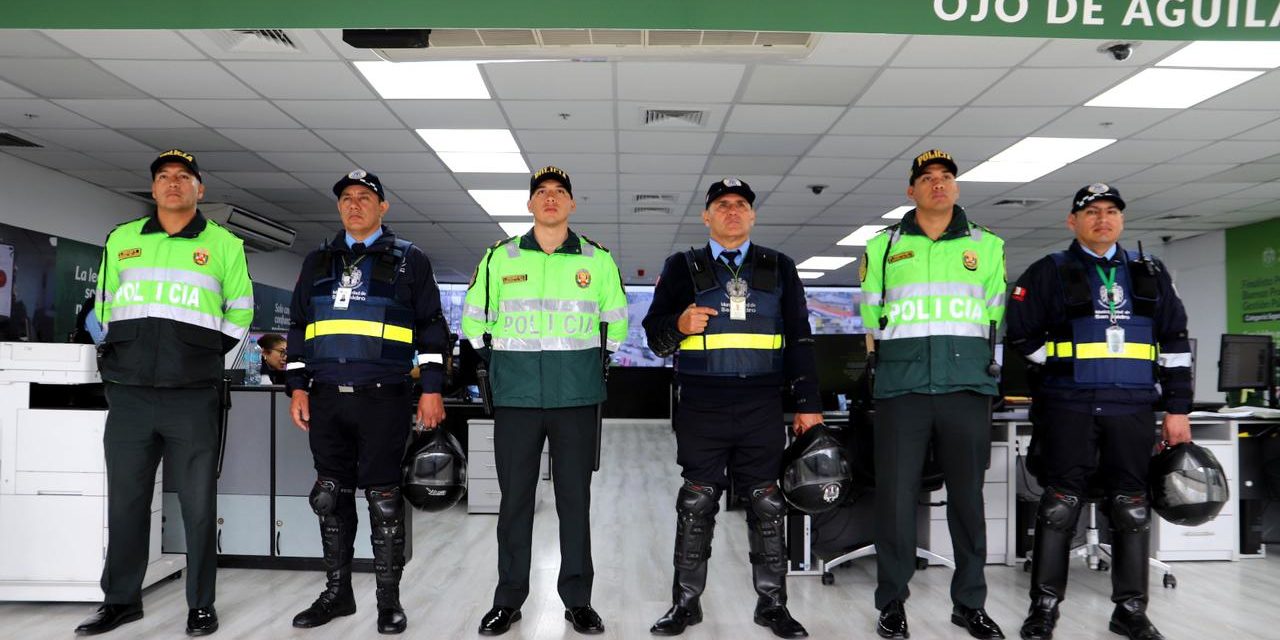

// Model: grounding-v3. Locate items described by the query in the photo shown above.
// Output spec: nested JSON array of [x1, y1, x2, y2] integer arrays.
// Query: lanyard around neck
[[1094, 264, 1118, 324]]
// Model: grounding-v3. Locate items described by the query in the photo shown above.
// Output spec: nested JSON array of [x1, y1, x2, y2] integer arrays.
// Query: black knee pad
[[309, 477, 353, 516], [1109, 493, 1150, 534], [674, 480, 720, 570], [746, 483, 787, 572], [748, 482, 787, 523], [1037, 488, 1083, 532], [676, 480, 721, 519], [365, 485, 404, 526]]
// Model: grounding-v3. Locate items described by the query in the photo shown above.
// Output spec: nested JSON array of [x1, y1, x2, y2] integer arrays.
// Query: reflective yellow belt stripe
[[679, 333, 783, 351], [305, 320, 413, 344], [1046, 341, 1155, 360]]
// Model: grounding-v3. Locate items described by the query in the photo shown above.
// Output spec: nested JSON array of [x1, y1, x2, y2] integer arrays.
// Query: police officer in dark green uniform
[[79, 149, 254, 637]]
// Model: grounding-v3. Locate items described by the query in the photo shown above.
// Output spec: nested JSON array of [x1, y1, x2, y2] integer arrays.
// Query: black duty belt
[[311, 381, 412, 395]]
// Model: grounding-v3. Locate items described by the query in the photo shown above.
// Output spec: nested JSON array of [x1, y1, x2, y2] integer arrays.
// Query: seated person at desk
[[257, 333, 288, 385], [1005, 183, 1192, 640]]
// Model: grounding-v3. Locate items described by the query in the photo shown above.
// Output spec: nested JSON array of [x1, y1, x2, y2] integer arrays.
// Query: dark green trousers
[[873, 391, 992, 611], [102, 383, 220, 608]]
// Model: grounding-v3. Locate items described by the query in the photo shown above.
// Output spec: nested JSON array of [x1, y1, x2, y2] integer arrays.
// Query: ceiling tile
[[1, 148, 120, 170], [505, 100, 615, 129], [312, 129, 426, 153], [0, 31, 76, 57], [1035, 106, 1174, 138], [210, 171, 306, 188], [62, 169, 147, 187], [222, 61, 374, 99], [257, 152, 355, 173], [119, 128, 244, 152], [1124, 164, 1236, 183], [974, 68, 1131, 106], [789, 157, 886, 178], [618, 131, 717, 154], [165, 99, 300, 128], [45, 30, 206, 60], [526, 153, 616, 173], [741, 66, 876, 105], [910, 136, 1022, 165], [53, 99, 199, 128], [705, 156, 797, 174], [344, 152, 447, 174], [716, 133, 818, 156], [1168, 140, 1279, 165], [515, 129, 616, 153], [617, 62, 745, 102], [857, 68, 1006, 107], [387, 100, 508, 128], [829, 107, 957, 135], [0, 78, 32, 98], [1023, 39, 1183, 68], [485, 61, 613, 100], [364, 172, 460, 191], [24, 128, 152, 151], [92, 151, 167, 171], [621, 173, 700, 192], [808, 135, 918, 158], [619, 154, 705, 174], [802, 33, 907, 67], [0, 99, 100, 128], [1134, 110, 1278, 140], [1082, 139, 1204, 164], [893, 35, 1045, 67], [1232, 116, 1280, 140], [935, 106, 1068, 136], [96, 60, 256, 100], [189, 151, 279, 172], [217, 128, 334, 152], [0, 59, 146, 98], [1196, 70, 1280, 109], [272, 100, 404, 129], [725, 105, 844, 134], [1037, 162, 1151, 184]]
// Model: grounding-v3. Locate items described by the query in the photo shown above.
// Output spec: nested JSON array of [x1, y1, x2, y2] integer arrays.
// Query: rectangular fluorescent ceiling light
[[416, 129, 520, 153], [1085, 68, 1262, 109], [797, 271, 825, 280], [1158, 41, 1280, 69], [499, 221, 534, 237], [437, 152, 529, 174], [354, 60, 490, 99], [836, 224, 887, 247], [882, 206, 913, 220], [469, 190, 532, 217], [959, 137, 1115, 183], [797, 256, 857, 271]]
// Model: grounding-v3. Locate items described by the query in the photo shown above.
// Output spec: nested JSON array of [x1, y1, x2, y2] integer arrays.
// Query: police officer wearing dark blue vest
[[285, 170, 449, 635], [643, 178, 822, 639], [1005, 183, 1192, 640]]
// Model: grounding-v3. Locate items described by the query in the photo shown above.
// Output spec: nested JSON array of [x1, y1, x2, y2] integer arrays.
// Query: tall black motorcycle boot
[[747, 483, 807, 639], [368, 485, 408, 635], [651, 481, 719, 636], [1021, 489, 1083, 640], [1107, 494, 1164, 640], [293, 479, 358, 628]]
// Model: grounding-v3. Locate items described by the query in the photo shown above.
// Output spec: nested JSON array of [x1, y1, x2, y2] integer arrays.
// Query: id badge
[[333, 286, 352, 310], [729, 296, 747, 320], [1105, 325, 1125, 355]]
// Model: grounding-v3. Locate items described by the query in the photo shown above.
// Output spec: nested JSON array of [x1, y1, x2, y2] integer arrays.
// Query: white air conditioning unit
[[200, 203, 296, 252], [371, 29, 817, 62]]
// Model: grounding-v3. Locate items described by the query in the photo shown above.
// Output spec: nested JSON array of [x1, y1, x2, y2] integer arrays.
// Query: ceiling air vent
[[633, 207, 673, 216], [643, 109, 707, 128], [992, 198, 1049, 208], [207, 29, 302, 53], [635, 194, 677, 203], [0, 132, 41, 148]]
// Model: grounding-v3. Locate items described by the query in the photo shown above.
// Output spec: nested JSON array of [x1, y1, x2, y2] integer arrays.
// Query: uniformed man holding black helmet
[[1005, 183, 1192, 640], [643, 178, 822, 639], [285, 169, 449, 635]]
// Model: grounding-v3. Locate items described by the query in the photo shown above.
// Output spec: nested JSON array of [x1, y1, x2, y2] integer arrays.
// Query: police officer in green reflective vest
[[462, 166, 628, 637], [859, 150, 1007, 640], [80, 149, 253, 637]]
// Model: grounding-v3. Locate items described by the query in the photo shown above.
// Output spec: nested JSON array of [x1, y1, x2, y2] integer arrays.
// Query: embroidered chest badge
[[193, 248, 209, 266], [962, 249, 979, 271], [575, 269, 591, 288]]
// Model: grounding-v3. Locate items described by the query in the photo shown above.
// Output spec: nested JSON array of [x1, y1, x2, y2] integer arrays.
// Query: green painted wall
[[1225, 217, 1280, 341]]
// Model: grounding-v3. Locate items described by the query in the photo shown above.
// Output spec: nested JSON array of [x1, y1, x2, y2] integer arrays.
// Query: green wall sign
[[1225, 217, 1280, 340], [4, 1, 1280, 40]]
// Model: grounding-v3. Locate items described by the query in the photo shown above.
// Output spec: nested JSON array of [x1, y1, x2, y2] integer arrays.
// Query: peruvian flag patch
[[1011, 286, 1027, 302]]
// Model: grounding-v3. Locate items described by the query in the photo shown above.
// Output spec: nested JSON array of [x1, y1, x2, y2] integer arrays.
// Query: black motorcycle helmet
[[779, 423, 853, 514], [1149, 441, 1229, 527], [402, 428, 467, 512]]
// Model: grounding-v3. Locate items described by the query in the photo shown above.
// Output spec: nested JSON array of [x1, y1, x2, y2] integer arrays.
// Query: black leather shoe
[[1109, 603, 1164, 640], [478, 607, 521, 636], [1020, 602, 1059, 640], [877, 601, 909, 639], [650, 605, 702, 636], [565, 606, 604, 634], [952, 605, 1004, 639], [754, 605, 808, 638], [75, 603, 144, 636], [186, 606, 218, 636]]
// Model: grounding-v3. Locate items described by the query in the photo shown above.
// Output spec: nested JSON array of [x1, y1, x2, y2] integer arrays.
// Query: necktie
[[721, 250, 740, 267], [351, 242, 366, 253]]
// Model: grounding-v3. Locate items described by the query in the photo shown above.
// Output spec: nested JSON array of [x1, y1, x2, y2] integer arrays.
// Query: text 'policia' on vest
[[676, 244, 784, 378], [95, 211, 254, 387]]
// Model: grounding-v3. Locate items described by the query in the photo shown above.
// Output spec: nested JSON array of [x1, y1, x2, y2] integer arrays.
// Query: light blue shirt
[[345, 227, 383, 249], [86, 311, 105, 345], [709, 239, 751, 268], [1079, 243, 1117, 260]]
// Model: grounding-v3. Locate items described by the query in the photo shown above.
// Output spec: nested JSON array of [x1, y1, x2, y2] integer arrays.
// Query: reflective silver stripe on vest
[[863, 292, 883, 306], [606, 337, 622, 351], [970, 226, 983, 242], [580, 242, 595, 257], [108, 303, 223, 332], [493, 334, 602, 352], [463, 302, 491, 322], [499, 298, 600, 314], [883, 282, 988, 302], [880, 321, 987, 340], [505, 243, 520, 259], [601, 307, 627, 323], [1157, 352, 1192, 368], [987, 293, 1005, 308], [119, 267, 223, 296], [224, 296, 254, 311]]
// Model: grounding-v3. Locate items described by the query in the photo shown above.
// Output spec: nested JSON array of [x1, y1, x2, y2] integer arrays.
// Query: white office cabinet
[[273, 495, 375, 559], [468, 419, 548, 514], [215, 495, 271, 556]]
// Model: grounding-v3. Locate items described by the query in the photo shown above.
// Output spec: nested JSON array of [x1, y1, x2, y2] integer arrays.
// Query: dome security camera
[[1100, 41, 1135, 61], [808, 184, 828, 195]]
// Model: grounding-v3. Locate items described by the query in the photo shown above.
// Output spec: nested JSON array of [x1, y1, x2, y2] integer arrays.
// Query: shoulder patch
[[490, 236, 517, 250], [579, 234, 610, 253]]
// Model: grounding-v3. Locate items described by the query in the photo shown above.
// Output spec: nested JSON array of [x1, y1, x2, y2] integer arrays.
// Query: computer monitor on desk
[[812, 333, 869, 411], [1218, 334, 1276, 408]]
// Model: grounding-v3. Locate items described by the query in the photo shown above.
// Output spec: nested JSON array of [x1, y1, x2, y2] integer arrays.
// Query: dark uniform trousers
[[1034, 408, 1156, 496], [874, 391, 991, 611], [675, 385, 785, 490], [102, 383, 220, 608], [307, 383, 414, 488], [492, 405, 597, 610]]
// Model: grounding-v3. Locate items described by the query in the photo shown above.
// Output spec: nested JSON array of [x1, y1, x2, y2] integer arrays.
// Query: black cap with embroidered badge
[[150, 148, 201, 180], [332, 169, 385, 201], [1072, 183, 1126, 212], [705, 177, 755, 208], [530, 165, 572, 198], [909, 149, 958, 184]]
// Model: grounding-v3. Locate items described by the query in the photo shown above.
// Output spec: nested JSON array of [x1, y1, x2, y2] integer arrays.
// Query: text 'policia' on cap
[[530, 165, 572, 198], [150, 149, 200, 179], [909, 149, 958, 184]]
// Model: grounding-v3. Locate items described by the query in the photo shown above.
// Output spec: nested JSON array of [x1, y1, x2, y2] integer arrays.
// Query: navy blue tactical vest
[[305, 240, 416, 370], [676, 248, 784, 377]]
